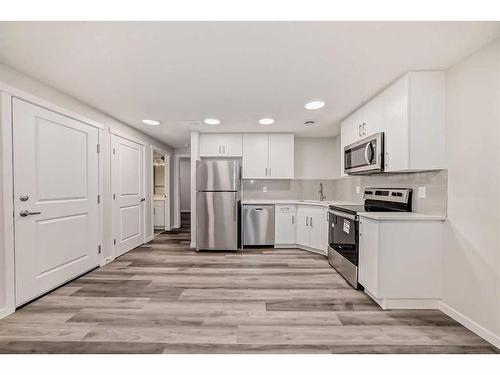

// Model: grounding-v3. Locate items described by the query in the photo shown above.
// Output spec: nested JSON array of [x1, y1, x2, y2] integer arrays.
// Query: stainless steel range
[[327, 188, 413, 288]]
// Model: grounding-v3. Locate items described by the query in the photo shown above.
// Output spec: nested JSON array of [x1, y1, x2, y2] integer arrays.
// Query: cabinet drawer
[[275, 204, 296, 213]]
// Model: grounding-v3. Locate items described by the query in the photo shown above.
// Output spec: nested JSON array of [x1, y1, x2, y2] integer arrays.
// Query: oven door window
[[329, 213, 358, 265]]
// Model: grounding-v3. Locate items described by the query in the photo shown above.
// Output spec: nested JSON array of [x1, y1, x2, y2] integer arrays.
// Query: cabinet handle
[[363, 123, 367, 135], [265, 167, 268, 176], [305, 217, 308, 226], [310, 217, 313, 227], [291, 215, 294, 225], [269, 167, 271, 176], [218, 145, 221, 154], [223, 145, 226, 154], [358, 124, 362, 137]]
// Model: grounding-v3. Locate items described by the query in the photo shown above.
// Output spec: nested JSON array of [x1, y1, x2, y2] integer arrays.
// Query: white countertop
[[358, 211, 446, 221], [241, 199, 446, 221], [241, 199, 357, 208]]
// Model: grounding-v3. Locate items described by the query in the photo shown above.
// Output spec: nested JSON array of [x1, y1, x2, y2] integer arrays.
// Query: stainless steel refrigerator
[[196, 160, 240, 250]]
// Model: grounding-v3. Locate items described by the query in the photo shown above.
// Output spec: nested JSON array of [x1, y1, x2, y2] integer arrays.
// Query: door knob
[[141, 198, 146, 202], [19, 210, 41, 217], [19, 195, 29, 202]]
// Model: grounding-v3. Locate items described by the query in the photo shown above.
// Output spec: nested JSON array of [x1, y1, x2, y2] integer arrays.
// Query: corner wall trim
[[439, 301, 500, 349]]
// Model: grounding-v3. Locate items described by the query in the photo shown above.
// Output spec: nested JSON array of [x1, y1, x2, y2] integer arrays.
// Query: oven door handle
[[328, 209, 358, 221]]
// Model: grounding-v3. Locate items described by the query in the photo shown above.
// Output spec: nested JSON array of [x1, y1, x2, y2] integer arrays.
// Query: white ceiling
[[1, 22, 499, 148]]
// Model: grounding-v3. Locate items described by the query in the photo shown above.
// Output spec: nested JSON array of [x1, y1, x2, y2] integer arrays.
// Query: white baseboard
[[190, 242, 196, 249], [364, 290, 440, 310], [0, 306, 14, 319], [144, 235, 154, 243], [273, 244, 327, 257], [439, 301, 500, 349]]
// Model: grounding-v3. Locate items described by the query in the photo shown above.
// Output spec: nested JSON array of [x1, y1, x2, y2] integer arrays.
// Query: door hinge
[[97, 194, 101, 204], [113, 239, 117, 245], [96, 144, 100, 153], [98, 245, 102, 254]]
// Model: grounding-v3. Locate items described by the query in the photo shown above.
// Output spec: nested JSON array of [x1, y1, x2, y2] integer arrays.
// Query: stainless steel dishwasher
[[243, 205, 275, 246]]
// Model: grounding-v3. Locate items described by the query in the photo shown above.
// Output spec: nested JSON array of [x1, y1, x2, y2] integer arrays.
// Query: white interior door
[[13, 98, 100, 306], [111, 134, 145, 257]]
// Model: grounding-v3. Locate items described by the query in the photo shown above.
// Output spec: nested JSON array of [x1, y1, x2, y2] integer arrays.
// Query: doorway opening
[[152, 150, 170, 236], [174, 153, 190, 229]]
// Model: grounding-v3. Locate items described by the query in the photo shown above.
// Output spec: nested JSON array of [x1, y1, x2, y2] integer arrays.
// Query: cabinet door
[[242, 134, 269, 179], [379, 74, 409, 172], [153, 203, 165, 227], [308, 209, 328, 253], [268, 134, 294, 179], [358, 218, 379, 296], [200, 134, 223, 157], [295, 207, 310, 247], [275, 212, 296, 245], [221, 134, 243, 157]]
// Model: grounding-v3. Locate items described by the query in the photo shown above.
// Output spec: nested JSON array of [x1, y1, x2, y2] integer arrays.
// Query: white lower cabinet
[[274, 205, 296, 245], [294, 206, 328, 254], [358, 216, 444, 309], [153, 200, 165, 228]]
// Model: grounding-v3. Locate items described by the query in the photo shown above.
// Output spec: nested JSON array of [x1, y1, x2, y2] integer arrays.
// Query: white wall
[[190, 131, 200, 247], [294, 137, 340, 179], [179, 158, 191, 212], [442, 38, 500, 346], [0, 63, 174, 317]]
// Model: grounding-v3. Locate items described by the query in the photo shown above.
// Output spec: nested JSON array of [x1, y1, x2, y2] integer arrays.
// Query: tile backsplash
[[242, 170, 448, 216]]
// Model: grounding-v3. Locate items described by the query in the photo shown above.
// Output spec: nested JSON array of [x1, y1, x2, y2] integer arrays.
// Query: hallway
[[0, 214, 497, 354]]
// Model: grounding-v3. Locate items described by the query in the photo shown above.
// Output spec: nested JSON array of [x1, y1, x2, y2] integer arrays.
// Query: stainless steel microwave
[[344, 132, 384, 175]]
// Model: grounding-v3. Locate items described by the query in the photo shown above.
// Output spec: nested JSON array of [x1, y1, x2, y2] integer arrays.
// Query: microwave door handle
[[364, 142, 374, 164]]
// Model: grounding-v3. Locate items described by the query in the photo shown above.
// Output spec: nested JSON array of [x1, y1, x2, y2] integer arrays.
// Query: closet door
[[111, 134, 145, 257], [13, 98, 99, 306]]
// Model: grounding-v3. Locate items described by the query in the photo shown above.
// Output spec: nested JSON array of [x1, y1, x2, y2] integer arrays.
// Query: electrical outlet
[[356, 186, 361, 194], [418, 186, 426, 199], [263, 185, 267, 193]]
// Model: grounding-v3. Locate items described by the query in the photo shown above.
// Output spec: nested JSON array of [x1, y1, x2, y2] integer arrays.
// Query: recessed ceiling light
[[204, 118, 221, 125], [305, 101, 325, 110], [258, 118, 275, 125], [142, 119, 160, 126]]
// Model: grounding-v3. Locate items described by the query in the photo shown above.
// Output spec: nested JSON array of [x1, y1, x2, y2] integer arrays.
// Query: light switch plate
[[356, 186, 361, 194], [263, 186, 267, 193], [418, 186, 426, 198]]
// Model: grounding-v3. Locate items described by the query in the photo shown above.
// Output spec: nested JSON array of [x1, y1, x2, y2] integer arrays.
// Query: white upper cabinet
[[242, 134, 269, 178], [268, 134, 294, 179], [200, 133, 242, 157], [340, 71, 445, 175], [242, 134, 294, 179]]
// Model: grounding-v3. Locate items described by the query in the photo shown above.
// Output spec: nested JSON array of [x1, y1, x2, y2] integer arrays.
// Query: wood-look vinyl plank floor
[[0, 213, 498, 354]]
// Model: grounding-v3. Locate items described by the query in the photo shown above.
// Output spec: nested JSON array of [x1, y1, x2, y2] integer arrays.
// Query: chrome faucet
[[318, 183, 326, 201]]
